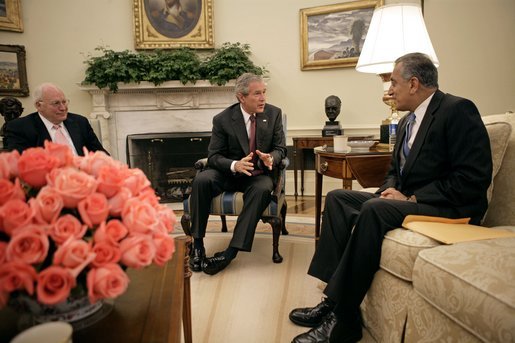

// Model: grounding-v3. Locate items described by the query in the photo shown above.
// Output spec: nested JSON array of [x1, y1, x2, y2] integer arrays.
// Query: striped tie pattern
[[402, 113, 416, 158], [53, 124, 69, 146]]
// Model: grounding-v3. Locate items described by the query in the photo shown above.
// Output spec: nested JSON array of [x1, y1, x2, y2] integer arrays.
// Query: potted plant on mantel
[[81, 42, 267, 92]]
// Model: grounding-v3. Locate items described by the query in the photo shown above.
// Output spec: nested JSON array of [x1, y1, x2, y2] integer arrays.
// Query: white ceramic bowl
[[347, 140, 376, 152], [11, 322, 73, 343]]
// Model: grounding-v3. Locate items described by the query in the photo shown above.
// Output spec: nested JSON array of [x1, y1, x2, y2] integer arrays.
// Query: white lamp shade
[[356, 3, 439, 74]]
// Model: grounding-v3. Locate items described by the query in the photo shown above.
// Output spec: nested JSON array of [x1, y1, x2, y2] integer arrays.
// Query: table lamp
[[355, 3, 439, 143]]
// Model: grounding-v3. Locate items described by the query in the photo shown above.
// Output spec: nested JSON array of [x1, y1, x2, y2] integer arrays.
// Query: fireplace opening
[[127, 132, 211, 203]]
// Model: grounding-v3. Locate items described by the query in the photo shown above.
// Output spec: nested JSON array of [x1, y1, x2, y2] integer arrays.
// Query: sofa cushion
[[412, 236, 515, 342], [482, 112, 515, 226], [482, 121, 512, 211], [380, 228, 440, 281]]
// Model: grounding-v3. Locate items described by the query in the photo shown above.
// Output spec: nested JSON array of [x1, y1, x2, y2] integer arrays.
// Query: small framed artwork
[[300, 0, 383, 71], [133, 0, 214, 49], [0, 44, 29, 97], [0, 0, 23, 32]]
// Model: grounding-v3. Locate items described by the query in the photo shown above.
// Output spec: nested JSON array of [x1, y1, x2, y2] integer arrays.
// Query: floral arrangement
[[0, 142, 176, 310]]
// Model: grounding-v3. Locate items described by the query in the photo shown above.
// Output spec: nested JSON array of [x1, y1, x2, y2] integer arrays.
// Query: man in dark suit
[[5, 83, 107, 155], [188, 73, 286, 275], [289, 53, 492, 342]]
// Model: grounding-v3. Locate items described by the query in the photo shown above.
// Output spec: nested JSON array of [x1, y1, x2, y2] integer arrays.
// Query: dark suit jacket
[[207, 103, 287, 176], [5, 112, 108, 156], [377, 90, 492, 222]]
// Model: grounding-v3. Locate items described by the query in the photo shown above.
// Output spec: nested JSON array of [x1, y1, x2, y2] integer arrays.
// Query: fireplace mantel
[[80, 80, 236, 162]]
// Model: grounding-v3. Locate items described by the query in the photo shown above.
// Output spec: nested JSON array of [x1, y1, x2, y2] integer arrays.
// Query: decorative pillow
[[482, 121, 512, 219]]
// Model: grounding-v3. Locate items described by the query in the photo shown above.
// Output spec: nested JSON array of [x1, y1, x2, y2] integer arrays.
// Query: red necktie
[[249, 115, 262, 176]]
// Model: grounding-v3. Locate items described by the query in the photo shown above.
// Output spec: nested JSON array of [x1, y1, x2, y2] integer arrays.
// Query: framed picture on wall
[[0, 45, 29, 97], [300, 0, 383, 71], [0, 0, 23, 32], [134, 0, 214, 49]]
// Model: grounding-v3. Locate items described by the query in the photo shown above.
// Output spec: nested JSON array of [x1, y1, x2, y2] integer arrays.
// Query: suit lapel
[[32, 113, 52, 146], [255, 112, 269, 150], [62, 116, 83, 155], [402, 90, 443, 177], [231, 108, 250, 154]]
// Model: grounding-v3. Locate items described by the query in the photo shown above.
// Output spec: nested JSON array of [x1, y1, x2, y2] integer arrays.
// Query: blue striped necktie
[[402, 113, 416, 158]]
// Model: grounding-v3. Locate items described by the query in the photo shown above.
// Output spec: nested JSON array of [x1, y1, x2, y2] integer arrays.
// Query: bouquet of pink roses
[[0, 142, 176, 310]]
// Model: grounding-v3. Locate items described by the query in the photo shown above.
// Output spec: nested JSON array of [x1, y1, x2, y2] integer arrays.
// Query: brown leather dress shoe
[[289, 297, 335, 327]]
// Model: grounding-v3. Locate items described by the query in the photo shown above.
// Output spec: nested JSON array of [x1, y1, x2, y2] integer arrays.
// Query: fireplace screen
[[127, 132, 211, 203]]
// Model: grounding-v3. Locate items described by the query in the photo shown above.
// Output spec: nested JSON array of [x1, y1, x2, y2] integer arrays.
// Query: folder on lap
[[402, 215, 515, 244]]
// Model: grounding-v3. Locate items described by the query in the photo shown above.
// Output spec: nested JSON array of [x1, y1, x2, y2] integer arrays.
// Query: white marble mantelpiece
[[80, 80, 236, 163]]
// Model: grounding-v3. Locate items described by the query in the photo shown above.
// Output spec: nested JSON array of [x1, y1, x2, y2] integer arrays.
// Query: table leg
[[342, 179, 353, 190], [315, 170, 323, 248], [300, 148, 305, 197], [293, 142, 298, 199]]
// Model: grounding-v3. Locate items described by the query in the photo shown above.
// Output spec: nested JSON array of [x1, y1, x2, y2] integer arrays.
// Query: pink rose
[[94, 219, 128, 244], [6, 225, 49, 264], [119, 234, 156, 269], [43, 141, 74, 168], [137, 187, 160, 207], [91, 241, 121, 268], [153, 233, 175, 266], [0, 150, 20, 180], [48, 214, 88, 245], [122, 198, 159, 235], [0, 241, 7, 263], [78, 192, 109, 228], [107, 187, 131, 217], [36, 266, 76, 305], [87, 263, 129, 304], [53, 237, 93, 269], [0, 199, 34, 236], [0, 178, 25, 206], [17, 147, 58, 188], [123, 168, 151, 196], [46, 167, 97, 208], [29, 186, 64, 224], [155, 206, 177, 234], [78, 150, 120, 177], [0, 261, 38, 295], [96, 165, 128, 198]]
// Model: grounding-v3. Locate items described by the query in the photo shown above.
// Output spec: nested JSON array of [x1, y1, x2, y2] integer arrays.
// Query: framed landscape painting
[[133, 0, 214, 49], [300, 0, 383, 71], [0, 44, 29, 96]]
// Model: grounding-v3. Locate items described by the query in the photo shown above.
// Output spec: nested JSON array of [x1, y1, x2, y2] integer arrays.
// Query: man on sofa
[[289, 52, 493, 343]]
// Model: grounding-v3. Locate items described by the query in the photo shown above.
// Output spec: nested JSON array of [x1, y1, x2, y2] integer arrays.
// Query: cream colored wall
[[1, 0, 514, 136]]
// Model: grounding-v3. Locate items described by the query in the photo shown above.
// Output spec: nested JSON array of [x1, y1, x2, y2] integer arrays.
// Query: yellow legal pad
[[402, 215, 515, 244]]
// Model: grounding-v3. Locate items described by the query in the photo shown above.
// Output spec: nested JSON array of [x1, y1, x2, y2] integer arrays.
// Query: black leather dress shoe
[[189, 247, 205, 272], [203, 254, 231, 275], [289, 298, 335, 327], [291, 312, 337, 343]]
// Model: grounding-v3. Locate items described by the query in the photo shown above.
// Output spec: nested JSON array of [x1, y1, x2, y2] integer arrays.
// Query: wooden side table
[[292, 136, 333, 199], [314, 147, 392, 244], [0, 235, 193, 343]]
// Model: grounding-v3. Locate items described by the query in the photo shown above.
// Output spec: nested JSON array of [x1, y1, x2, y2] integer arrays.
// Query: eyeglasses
[[38, 99, 70, 107]]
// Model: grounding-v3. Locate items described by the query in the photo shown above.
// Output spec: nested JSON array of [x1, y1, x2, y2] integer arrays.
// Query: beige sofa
[[360, 112, 515, 342]]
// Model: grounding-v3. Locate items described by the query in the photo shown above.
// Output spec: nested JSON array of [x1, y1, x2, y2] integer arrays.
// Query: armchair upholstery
[[181, 114, 289, 263]]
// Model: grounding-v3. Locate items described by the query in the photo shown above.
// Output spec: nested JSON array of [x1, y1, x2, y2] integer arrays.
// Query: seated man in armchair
[[188, 73, 287, 275]]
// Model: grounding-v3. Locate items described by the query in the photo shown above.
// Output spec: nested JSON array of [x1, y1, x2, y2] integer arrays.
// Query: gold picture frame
[[0, 44, 29, 96], [0, 0, 23, 32], [133, 0, 214, 49], [300, 0, 383, 71]]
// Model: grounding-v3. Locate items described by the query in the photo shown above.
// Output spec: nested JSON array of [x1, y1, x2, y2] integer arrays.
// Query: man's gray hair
[[395, 53, 439, 88], [32, 83, 63, 104], [235, 73, 264, 98]]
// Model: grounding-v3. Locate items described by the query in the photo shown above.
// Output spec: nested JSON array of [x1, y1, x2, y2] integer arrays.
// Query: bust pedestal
[[322, 121, 343, 137]]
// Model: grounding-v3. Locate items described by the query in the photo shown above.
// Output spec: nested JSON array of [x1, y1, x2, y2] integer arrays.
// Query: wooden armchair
[[180, 156, 289, 263]]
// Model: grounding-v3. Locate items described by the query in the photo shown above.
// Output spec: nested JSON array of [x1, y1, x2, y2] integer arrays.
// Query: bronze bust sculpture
[[0, 97, 24, 146], [322, 95, 343, 136]]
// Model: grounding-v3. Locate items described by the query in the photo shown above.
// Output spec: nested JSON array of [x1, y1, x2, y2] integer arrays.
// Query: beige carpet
[[177, 218, 375, 343]]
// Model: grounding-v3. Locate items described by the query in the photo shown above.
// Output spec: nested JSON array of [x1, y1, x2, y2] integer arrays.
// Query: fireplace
[[127, 132, 210, 203]]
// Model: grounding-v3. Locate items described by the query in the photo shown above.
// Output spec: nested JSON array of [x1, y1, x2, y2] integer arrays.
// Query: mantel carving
[[80, 81, 236, 162]]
